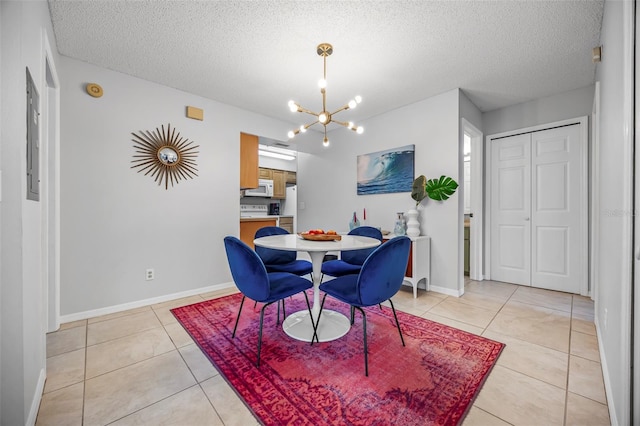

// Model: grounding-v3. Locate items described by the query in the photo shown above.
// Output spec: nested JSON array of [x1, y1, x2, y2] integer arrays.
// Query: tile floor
[[37, 280, 610, 425]]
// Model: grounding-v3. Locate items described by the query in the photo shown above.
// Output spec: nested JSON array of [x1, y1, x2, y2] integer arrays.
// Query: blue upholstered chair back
[[357, 236, 411, 306], [342, 226, 384, 265], [223, 236, 270, 302], [254, 226, 297, 265]]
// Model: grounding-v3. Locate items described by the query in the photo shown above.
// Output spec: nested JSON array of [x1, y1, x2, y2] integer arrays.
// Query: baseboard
[[594, 316, 618, 426], [429, 284, 463, 297], [27, 368, 46, 426], [60, 282, 235, 323]]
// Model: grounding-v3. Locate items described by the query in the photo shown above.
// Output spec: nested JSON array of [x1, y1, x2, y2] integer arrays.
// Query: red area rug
[[171, 292, 504, 425]]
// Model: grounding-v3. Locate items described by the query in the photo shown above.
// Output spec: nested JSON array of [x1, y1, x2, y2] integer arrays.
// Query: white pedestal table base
[[282, 310, 351, 343]]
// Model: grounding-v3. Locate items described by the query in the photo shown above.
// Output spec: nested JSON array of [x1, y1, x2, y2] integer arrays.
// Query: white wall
[[1, 1, 59, 423], [593, 1, 633, 423], [59, 57, 295, 317], [459, 91, 483, 132], [296, 89, 461, 294], [482, 85, 595, 137]]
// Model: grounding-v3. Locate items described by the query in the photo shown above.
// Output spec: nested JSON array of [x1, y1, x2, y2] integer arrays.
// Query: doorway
[[462, 119, 483, 282], [487, 117, 588, 295]]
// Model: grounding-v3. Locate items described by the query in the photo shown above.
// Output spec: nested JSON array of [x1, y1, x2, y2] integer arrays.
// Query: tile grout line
[[82, 320, 88, 425], [103, 383, 204, 425], [563, 295, 575, 426], [197, 381, 228, 425], [467, 282, 517, 424], [479, 283, 518, 337]]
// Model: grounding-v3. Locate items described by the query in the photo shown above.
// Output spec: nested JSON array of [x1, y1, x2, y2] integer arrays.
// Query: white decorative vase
[[405, 209, 420, 237]]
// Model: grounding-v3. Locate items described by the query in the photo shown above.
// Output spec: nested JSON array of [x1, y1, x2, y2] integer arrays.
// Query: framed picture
[[357, 144, 415, 195]]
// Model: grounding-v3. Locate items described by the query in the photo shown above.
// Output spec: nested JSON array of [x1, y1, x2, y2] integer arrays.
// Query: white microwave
[[244, 179, 274, 197]]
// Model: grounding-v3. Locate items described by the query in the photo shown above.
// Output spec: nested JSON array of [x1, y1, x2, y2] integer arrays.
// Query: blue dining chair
[[255, 227, 313, 277], [314, 236, 411, 376], [321, 226, 383, 279], [224, 236, 314, 366]]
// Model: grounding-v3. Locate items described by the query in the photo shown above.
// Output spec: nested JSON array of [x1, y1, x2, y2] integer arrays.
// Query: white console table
[[383, 235, 431, 298]]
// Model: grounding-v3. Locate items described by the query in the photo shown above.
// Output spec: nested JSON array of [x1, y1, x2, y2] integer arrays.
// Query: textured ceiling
[[48, 0, 604, 132]]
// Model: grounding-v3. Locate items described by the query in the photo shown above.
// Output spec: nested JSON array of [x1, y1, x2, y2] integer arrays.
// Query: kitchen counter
[[239, 215, 295, 246]]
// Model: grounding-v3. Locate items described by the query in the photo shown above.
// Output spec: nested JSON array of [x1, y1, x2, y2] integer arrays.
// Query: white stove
[[240, 204, 269, 218]]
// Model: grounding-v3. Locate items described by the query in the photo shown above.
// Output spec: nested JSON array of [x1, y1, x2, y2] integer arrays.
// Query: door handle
[[636, 245, 640, 261], [524, 217, 530, 221]]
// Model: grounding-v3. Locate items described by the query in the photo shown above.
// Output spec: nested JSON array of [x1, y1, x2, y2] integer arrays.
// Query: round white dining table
[[253, 234, 381, 342]]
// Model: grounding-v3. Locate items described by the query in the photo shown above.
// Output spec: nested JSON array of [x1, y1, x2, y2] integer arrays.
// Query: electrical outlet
[[146, 268, 154, 281]]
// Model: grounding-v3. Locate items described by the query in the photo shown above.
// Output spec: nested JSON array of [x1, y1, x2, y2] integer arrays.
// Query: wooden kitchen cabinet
[[240, 133, 258, 189], [258, 167, 273, 180], [240, 218, 277, 249], [285, 171, 297, 184], [278, 216, 293, 234], [272, 170, 286, 199]]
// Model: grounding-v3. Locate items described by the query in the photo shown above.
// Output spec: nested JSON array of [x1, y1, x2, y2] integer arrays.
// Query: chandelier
[[287, 43, 363, 147]]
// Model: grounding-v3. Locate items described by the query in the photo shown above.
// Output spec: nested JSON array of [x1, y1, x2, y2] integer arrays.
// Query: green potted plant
[[406, 175, 459, 236]]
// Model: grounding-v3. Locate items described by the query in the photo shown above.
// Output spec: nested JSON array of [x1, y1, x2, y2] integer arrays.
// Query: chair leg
[[354, 306, 368, 376], [282, 298, 286, 321], [350, 306, 355, 324], [276, 300, 281, 325], [388, 299, 405, 347], [232, 296, 246, 338], [257, 301, 275, 367], [311, 293, 328, 345]]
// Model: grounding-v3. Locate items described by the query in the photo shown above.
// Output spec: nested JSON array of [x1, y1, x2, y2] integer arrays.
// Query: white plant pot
[[405, 209, 420, 237]]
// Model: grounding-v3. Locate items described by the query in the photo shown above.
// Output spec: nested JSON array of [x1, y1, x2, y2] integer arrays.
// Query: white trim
[[619, 1, 635, 424], [27, 368, 46, 426], [484, 133, 492, 279], [429, 284, 463, 297], [485, 116, 589, 297], [59, 282, 236, 323], [578, 116, 590, 297], [634, 0, 640, 421], [41, 29, 61, 333], [596, 317, 619, 426], [591, 81, 600, 301], [462, 118, 484, 281], [486, 116, 588, 139]]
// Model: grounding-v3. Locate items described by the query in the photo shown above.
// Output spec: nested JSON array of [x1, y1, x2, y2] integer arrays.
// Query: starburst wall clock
[[131, 123, 199, 190]]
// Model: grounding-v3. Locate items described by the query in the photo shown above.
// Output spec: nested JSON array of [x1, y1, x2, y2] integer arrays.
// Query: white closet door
[[531, 125, 583, 293], [490, 123, 584, 293], [490, 133, 531, 286]]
